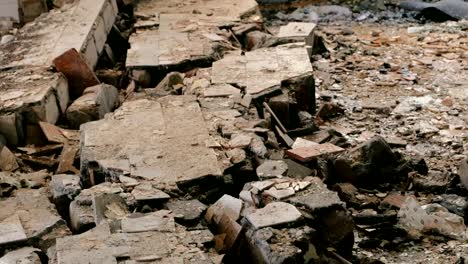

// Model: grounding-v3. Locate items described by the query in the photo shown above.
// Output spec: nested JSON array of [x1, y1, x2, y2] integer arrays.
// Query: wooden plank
[[38, 122, 68, 144]]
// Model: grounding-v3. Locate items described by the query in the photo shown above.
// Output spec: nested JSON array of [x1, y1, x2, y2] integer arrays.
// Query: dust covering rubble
[[0, 0, 467, 263]]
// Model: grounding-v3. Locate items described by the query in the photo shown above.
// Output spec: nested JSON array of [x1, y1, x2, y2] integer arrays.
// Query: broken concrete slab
[[459, 157, 468, 190], [245, 202, 302, 229], [166, 199, 208, 223], [55, 222, 215, 264], [66, 84, 119, 128], [134, 0, 259, 21], [286, 143, 344, 162], [287, 177, 354, 256], [121, 210, 175, 233], [93, 193, 129, 224], [51, 174, 81, 216], [0, 189, 70, 250], [0, 144, 19, 171], [0, 247, 41, 264], [69, 182, 123, 233], [126, 14, 233, 69], [80, 96, 222, 188], [0, 214, 28, 246], [0, 0, 118, 69], [0, 67, 69, 145], [131, 182, 170, 202], [211, 43, 313, 97]]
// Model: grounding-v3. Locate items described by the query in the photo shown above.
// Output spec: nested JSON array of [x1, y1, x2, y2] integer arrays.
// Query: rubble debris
[[80, 96, 222, 188], [93, 192, 129, 224], [54, 221, 215, 264], [51, 174, 81, 216], [65, 84, 119, 128], [206, 195, 243, 225], [131, 182, 170, 202], [0, 0, 118, 69], [0, 189, 70, 250], [0, 143, 19, 171], [121, 210, 175, 233], [256, 160, 288, 179], [69, 182, 123, 233], [245, 202, 302, 229], [286, 143, 344, 162], [0, 68, 69, 145], [166, 199, 208, 223], [0, 247, 41, 264], [212, 43, 313, 97], [331, 136, 397, 186], [400, 0, 468, 21], [398, 196, 467, 240]]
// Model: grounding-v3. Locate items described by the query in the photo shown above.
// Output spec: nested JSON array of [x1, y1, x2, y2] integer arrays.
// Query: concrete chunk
[[121, 210, 176, 233], [0, 189, 70, 250], [66, 83, 119, 128], [0, 247, 41, 264], [211, 43, 313, 96], [80, 96, 222, 186], [0, 67, 69, 145], [55, 222, 214, 264], [246, 202, 302, 229]]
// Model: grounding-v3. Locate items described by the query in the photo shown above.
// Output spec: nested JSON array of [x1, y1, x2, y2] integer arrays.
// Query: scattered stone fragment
[[433, 194, 468, 221], [54, 221, 214, 264], [51, 174, 81, 215], [65, 84, 119, 128], [229, 134, 253, 148], [286, 143, 344, 162], [80, 96, 222, 187], [206, 195, 243, 225], [0, 172, 20, 197], [56, 143, 80, 174], [131, 182, 170, 202], [0, 144, 19, 171], [264, 187, 295, 200], [69, 183, 123, 233], [277, 22, 316, 47], [0, 189, 70, 249], [398, 196, 467, 240], [256, 160, 288, 179], [0, 247, 41, 264], [93, 193, 129, 224], [332, 136, 397, 186], [251, 180, 275, 192], [121, 210, 175, 233], [316, 102, 345, 120], [226, 148, 247, 164], [211, 43, 313, 97], [166, 199, 208, 223], [246, 202, 302, 229]]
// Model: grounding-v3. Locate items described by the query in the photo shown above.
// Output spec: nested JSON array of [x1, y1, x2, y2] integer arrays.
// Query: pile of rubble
[[0, 0, 467, 263]]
